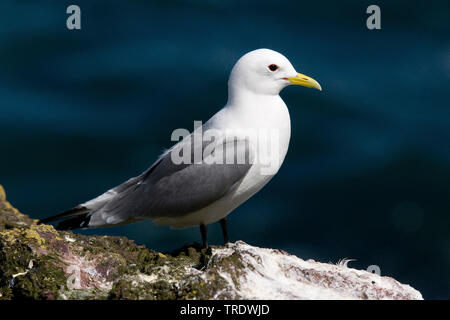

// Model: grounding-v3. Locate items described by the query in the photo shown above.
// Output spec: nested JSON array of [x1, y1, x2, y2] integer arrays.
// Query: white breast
[[226, 95, 291, 202]]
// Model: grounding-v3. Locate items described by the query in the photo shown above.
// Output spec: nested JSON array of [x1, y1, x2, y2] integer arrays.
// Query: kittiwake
[[39, 49, 322, 247]]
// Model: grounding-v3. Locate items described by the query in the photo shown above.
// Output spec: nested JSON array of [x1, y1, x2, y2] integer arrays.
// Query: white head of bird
[[227, 49, 322, 103]]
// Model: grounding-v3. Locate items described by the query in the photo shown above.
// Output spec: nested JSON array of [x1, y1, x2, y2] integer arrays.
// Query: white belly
[[154, 95, 291, 228]]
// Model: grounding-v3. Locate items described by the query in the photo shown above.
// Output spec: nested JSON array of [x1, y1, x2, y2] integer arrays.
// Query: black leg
[[200, 224, 208, 248], [220, 217, 230, 245]]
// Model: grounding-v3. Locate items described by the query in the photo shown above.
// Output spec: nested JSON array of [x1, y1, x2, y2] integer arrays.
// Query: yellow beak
[[287, 73, 322, 91]]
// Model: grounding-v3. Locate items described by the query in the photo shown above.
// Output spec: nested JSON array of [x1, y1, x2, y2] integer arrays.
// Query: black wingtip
[[56, 213, 91, 230], [38, 206, 89, 225]]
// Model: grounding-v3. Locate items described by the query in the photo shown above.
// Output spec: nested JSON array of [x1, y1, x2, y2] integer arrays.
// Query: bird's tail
[[55, 212, 91, 230], [38, 206, 92, 230]]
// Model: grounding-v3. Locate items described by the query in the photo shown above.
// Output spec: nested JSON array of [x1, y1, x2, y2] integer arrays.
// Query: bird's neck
[[223, 87, 291, 136], [227, 87, 282, 109]]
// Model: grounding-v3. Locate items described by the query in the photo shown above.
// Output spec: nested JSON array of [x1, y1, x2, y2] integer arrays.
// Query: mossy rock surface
[[0, 185, 238, 300], [0, 185, 423, 300]]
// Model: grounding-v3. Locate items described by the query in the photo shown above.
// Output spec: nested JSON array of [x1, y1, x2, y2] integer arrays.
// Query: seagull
[[39, 49, 322, 248]]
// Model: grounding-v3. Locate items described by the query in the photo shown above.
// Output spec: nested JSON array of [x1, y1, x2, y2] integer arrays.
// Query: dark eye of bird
[[268, 64, 278, 72]]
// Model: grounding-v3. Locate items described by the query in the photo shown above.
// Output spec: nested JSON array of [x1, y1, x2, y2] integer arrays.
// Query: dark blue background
[[1, 1, 449, 299]]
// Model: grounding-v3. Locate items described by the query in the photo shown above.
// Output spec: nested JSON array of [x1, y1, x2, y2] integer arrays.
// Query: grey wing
[[86, 138, 252, 227]]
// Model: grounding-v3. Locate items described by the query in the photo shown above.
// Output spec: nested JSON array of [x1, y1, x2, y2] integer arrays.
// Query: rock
[[0, 185, 422, 300], [0, 185, 34, 231]]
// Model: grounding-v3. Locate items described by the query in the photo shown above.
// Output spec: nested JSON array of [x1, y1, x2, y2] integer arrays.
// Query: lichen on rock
[[0, 184, 423, 300]]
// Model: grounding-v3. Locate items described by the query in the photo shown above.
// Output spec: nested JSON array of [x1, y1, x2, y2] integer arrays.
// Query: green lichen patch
[[169, 243, 213, 270], [0, 232, 67, 300], [10, 258, 67, 299]]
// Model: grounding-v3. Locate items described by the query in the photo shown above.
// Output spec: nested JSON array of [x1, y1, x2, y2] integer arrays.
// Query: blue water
[[1, 1, 449, 299]]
